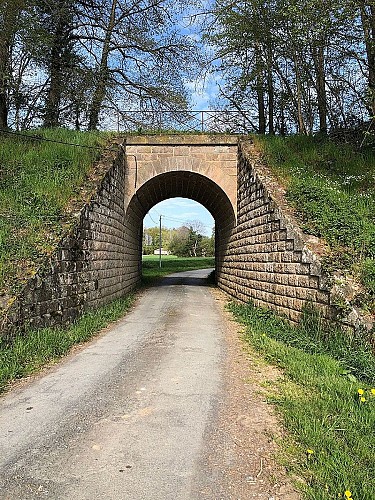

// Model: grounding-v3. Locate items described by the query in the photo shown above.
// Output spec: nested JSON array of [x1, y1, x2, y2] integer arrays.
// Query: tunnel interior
[[124, 171, 236, 281]]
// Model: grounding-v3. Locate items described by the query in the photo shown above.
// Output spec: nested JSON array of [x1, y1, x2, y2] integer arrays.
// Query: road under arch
[[125, 171, 236, 279], [122, 135, 238, 283]]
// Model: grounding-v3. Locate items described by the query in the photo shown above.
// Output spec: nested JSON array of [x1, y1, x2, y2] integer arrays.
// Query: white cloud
[[185, 73, 220, 110]]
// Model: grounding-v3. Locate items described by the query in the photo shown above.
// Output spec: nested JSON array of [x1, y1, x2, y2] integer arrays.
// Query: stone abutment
[[1, 135, 355, 336]]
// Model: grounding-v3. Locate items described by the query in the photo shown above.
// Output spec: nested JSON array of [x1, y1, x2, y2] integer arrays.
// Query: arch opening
[[124, 171, 236, 284], [143, 197, 215, 257]]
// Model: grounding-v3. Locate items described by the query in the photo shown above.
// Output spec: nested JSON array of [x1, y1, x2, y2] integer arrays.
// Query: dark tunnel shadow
[[154, 270, 215, 288]]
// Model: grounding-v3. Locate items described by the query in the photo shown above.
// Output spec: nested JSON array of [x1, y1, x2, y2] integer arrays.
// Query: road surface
[[0, 269, 298, 500]]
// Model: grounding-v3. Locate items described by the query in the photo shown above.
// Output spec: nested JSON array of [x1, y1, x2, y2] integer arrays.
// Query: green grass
[[256, 135, 375, 310], [0, 294, 134, 393], [142, 255, 215, 284], [0, 129, 108, 300], [229, 300, 375, 499]]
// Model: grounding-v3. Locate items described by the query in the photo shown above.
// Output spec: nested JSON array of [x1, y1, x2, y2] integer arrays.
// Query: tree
[[358, 0, 375, 118], [205, 0, 373, 134], [38, 0, 77, 128], [1, 0, 199, 130], [85, 0, 196, 130], [167, 222, 214, 257], [0, 0, 24, 129], [168, 226, 191, 256]]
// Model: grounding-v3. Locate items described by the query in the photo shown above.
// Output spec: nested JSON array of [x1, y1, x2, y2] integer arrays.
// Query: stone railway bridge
[[4, 135, 335, 335]]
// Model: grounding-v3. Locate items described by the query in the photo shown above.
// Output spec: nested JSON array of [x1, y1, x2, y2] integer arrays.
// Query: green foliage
[[168, 226, 214, 257], [0, 129, 106, 297], [287, 177, 375, 257], [230, 301, 375, 383], [229, 300, 375, 499], [145, 224, 215, 258], [360, 259, 375, 296], [0, 294, 134, 393], [257, 134, 375, 293]]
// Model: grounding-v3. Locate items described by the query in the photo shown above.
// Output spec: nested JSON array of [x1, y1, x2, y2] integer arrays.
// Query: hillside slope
[[256, 135, 375, 318], [0, 129, 121, 315]]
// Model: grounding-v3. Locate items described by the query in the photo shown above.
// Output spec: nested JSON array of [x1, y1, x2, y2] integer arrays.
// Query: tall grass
[[141, 255, 215, 284], [0, 129, 107, 298], [230, 300, 375, 499]]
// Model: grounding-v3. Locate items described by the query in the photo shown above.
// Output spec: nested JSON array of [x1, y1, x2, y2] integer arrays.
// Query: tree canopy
[[205, 0, 374, 135], [143, 223, 215, 257], [0, 0, 198, 130], [0, 0, 373, 134]]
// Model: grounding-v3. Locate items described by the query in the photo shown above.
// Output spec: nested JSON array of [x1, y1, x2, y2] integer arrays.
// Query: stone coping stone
[[124, 134, 240, 146]]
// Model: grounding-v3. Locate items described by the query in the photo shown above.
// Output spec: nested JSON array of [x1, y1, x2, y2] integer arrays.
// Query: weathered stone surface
[[1, 147, 132, 335], [219, 141, 331, 323]]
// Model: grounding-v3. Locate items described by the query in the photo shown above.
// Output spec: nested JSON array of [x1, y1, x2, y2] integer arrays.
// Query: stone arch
[[124, 170, 236, 281]]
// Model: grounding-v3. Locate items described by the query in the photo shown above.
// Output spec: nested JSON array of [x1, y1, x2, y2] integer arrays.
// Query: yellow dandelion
[[357, 389, 364, 395], [360, 396, 366, 403], [344, 490, 352, 498], [371, 389, 375, 396], [307, 449, 314, 455]]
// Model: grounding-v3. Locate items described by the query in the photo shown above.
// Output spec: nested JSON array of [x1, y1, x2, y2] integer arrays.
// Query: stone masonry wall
[[1, 148, 140, 336], [3, 135, 369, 338], [219, 141, 332, 323]]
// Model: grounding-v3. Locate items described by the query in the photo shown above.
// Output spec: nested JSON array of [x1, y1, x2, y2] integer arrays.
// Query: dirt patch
[[195, 287, 301, 499]]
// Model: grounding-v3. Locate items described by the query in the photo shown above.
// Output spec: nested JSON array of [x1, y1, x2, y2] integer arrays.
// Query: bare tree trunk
[[312, 44, 328, 133], [44, 37, 63, 128], [43, 3, 73, 128], [0, 36, 9, 130], [0, 3, 19, 130], [360, 1, 375, 118], [255, 46, 266, 134], [267, 48, 275, 134], [294, 53, 307, 134], [88, 0, 117, 130]]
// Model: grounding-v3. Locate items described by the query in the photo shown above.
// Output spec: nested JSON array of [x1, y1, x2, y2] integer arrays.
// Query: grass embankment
[[0, 129, 108, 303], [142, 255, 215, 284], [230, 300, 375, 500], [256, 135, 375, 313]]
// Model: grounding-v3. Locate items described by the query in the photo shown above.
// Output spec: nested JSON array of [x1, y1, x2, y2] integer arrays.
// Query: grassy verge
[[142, 255, 215, 284], [256, 135, 375, 312], [0, 294, 134, 394], [0, 129, 108, 300], [229, 300, 375, 499]]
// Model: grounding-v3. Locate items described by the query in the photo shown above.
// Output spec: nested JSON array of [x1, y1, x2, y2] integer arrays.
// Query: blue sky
[[143, 10, 220, 239], [143, 198, 214, 236]]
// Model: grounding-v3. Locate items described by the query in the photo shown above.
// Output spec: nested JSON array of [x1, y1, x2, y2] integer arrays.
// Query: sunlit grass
[[0, 129, 108, 297], [230, 300, 375, 499], [256, 134, 375, 310], [142, 255, 215, 284]]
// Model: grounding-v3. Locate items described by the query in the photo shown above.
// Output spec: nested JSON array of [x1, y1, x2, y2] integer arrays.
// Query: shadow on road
[[157, 276, 211, 287], [155, 268, 215, 288]]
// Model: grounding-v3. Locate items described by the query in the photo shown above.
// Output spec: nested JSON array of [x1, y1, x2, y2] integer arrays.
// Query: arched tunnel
[[3, 135, 333, 335], [124, 171, 236, 281]]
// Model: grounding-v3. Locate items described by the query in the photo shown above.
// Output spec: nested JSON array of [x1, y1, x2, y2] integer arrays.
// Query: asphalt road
[[0, 269, 228, 500]]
